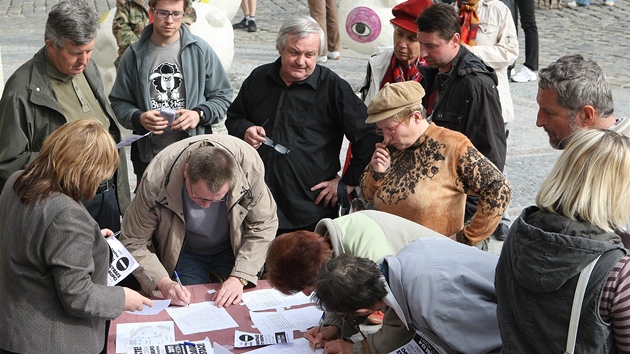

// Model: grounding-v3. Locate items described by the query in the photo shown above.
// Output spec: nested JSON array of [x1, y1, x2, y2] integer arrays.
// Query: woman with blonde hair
[[0, 119, 152, 354], [496, 129, 630, 353]]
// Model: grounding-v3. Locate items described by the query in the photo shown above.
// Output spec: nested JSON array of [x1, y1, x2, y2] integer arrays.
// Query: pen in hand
[[314, 311, 325, 351], [173, 271, 189, 307]]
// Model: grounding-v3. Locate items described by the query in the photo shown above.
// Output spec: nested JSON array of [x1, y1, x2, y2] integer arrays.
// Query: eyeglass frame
[[186, 178, 228, 203], [374, 113, 413, 136], [262, 137, 292, 155], [153, 9, 185, 20]]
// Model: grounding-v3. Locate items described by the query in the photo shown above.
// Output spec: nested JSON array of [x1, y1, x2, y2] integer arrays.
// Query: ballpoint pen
[[314, 311, 325, 351], [173, 271, 189, 307]]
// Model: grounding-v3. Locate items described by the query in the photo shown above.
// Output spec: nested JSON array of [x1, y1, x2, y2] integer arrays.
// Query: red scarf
[[458, 0, 480, 46], [381, 54, 425, 90]]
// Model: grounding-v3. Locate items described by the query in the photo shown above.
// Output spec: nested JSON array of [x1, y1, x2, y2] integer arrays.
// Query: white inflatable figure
[[338, 0, 405, 55], [93, 0, 238, 96]]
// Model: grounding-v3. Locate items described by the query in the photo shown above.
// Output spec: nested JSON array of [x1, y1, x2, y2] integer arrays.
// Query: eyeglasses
[[187, 179, 228, 203], [375, 114, 412, 136], [263, 137, 292, 155], [154, 10, 185, 20]]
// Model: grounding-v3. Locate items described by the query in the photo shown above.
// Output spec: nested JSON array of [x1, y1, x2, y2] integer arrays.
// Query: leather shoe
[[247, 20, 257, 32], [233, 17, 248, 29], [492, 223, 509, 241]]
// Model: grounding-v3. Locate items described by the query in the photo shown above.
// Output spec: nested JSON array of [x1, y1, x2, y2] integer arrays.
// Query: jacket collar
[[155, 139, 253, 217]]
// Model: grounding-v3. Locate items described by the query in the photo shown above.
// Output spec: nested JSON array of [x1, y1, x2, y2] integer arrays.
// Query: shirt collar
[[267, 57, 320, 90]]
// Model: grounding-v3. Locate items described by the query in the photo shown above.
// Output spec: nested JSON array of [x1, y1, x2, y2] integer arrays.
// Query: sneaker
[[317, 55, 327, 64], [327, 51, 340, 60], [367, 310, 384, 325], [247, 20, 257, 32], [233, 17, 248, 29], [567, 1, 577, 7], [604, 1, 614, 5], [511, 66, 537, 83]]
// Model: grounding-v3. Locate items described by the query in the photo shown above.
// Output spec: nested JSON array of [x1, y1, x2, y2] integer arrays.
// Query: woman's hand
[[123, 287, 153, 312], [304, 325, 341, 349], [100, 228, 114, 237], [370, 142, 391, 173]]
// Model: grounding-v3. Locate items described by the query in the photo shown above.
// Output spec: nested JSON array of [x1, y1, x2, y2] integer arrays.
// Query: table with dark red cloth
[[106, 280, 308, 353]]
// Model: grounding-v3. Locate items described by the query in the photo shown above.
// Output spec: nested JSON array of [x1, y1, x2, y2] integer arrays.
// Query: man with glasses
[[308, 238, 502, 353], [226, 16, 380, 234], [416, 3, 508, 244], [120, 134, 278, 308], [110, 0, 232, 184]]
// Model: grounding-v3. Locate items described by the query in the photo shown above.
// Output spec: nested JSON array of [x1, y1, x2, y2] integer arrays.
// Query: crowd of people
[[0, 0, 628, 353]]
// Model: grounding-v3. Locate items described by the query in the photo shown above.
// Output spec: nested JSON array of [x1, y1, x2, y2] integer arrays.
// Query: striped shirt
[[600, 256, 630, 352]]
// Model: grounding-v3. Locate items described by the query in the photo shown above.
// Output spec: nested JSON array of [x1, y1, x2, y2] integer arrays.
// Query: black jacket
[[421, 46, 506, 172]]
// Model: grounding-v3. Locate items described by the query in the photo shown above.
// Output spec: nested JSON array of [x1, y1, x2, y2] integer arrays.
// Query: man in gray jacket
[[0, 0, 130, 231], [110, 0, 232, 183], [309, 238, 502, 354]]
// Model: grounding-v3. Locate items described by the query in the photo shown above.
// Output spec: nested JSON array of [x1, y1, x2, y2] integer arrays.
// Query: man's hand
[[141, 110, 168, 134], [211, 276, 244, 308], [172, 109, 200, 131], [156, 276, 191, 306], [122, 287, 153, 312], [304, 325, 340, 349], [323, 339, 354, 354], [244, 125, 268, 149], [370, 142, 391, 173], [312, 176, 350, 208]]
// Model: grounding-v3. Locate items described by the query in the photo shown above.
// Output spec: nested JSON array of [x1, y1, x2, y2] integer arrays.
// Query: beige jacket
[[120, 135, 278, 295]]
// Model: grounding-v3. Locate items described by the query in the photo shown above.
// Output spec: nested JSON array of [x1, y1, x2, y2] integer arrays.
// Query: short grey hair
[[538, 54, 614, 119], [45, 0, 100, 48], [275, 16, 325, 56]]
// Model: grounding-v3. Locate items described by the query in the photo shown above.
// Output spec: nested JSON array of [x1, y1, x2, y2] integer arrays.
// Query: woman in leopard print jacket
[[360, 81, 511, 246]]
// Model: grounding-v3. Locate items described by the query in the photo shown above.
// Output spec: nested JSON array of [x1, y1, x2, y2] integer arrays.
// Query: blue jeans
[[175, 247, 235, 285]]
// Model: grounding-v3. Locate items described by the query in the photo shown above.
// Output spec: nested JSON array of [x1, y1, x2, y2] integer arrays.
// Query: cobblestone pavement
[[1, 0, 629, 253]]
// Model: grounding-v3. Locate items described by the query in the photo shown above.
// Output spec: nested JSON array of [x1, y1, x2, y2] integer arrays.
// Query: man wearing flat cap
[[361, 81, 511, 246], [360, 0, 433, 104]]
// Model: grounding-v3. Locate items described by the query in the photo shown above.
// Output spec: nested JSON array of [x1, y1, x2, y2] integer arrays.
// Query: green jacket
[[112, 0, 196, 67], [0, 47, 131, 213]]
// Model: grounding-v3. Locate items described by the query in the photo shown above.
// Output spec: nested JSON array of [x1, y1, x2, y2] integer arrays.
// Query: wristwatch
[[238, 277, 248, 287], [193, 107, 205, 122]]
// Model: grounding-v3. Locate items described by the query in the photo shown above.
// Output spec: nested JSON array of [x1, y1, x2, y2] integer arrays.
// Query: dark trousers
[[514, 0, 539, 70], [83, 184, 121, 232]]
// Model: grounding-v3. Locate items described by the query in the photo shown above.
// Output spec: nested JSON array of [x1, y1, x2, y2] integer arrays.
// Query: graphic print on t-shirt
[[150, 61, 185, 110]]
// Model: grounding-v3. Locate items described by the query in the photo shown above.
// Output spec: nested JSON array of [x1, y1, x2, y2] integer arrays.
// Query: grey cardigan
[[0, 172, 125, 353]]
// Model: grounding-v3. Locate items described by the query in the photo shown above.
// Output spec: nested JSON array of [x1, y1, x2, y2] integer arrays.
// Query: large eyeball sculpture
[[339, 0, 404, 55]]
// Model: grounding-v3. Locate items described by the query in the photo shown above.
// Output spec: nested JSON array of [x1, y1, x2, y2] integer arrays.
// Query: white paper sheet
[[241, 288, 312, 311], [249, 306, 323, 333], [115, 321, 175, 353], [125, 299, 171, 315], [107, 235, 140, 286], [116, 132, 150, 149], [125, 338, 213, 354], [233, 330, 293, 348], [213, 342, 233, 354], [246, 338, 323, 353], [166, 301, 238, 335]]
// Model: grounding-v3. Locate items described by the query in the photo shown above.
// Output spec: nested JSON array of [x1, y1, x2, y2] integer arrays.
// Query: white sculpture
[[338, 0, 405, 55]]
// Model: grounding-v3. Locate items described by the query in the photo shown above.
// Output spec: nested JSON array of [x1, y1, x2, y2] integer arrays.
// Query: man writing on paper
[[120, 135, 277, 307]]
